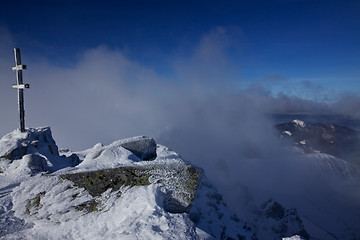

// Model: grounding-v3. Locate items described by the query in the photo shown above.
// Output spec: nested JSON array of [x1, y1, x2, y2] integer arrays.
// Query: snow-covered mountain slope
[[0, 127, 254, 240], [307, 152, 360, 179], [276, 119, 360, 180], [271, 120, 360, 239], [276, 120, 360, 164]]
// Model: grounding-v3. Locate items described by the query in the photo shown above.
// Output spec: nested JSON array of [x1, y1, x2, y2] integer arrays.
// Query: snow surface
[[10, 178, 199, 240], [309, 152, 360, 179], [284, 131, 292, 136], [0, 129, 28, 157], [57, 142, 186, 174], [292, 120, 305, 128], [282, 235, 304, 240], [0, 128, 253, 240]]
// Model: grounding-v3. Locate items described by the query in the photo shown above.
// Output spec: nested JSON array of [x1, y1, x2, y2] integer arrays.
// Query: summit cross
[[12, 48, 30, 132]]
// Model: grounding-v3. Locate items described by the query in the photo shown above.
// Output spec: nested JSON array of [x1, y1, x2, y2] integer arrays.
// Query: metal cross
[[12, 48, 29, 132]]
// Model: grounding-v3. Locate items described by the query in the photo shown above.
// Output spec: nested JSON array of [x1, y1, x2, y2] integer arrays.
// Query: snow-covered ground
[[0, 128, 253, 240]]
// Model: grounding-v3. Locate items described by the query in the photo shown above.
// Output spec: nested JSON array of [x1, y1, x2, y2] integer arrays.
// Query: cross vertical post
[[12, 48, 29, 132]]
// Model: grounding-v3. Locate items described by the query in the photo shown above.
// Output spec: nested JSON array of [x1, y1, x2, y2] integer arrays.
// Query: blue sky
[[1, 0, 359, 97], [1, 0, 360, 149]]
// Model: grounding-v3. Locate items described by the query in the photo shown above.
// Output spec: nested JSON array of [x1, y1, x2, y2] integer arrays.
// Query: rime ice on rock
[[110, 136, 157, 160], [0, 127, 80, 173], [2, 130, 255, 240]]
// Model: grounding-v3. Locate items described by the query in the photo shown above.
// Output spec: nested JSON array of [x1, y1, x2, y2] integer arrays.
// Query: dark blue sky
[[1, 0, 360, 97]]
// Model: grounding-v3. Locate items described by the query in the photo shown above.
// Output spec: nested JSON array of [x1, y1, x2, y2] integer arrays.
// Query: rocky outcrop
[[4, 128, 255, 239], [0, 127, 80, 173], [117, 136, 157, 160], [189, 178, 256, 240], [61, 163, 202, 214], [256, 199, 310, 240]]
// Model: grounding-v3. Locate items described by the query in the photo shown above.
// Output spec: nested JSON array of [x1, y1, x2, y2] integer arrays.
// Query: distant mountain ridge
[[271, 113, 360, 131], [276, 119, 360, 164]]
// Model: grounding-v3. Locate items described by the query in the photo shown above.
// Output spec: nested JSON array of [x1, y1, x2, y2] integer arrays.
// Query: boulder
[[61, 163, 202, 214], [0, 127, 80, 173], [114, 136, 157, 160]]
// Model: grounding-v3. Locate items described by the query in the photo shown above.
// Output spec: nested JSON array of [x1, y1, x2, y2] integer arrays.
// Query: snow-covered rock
[[282, 235, 305, 240], [292, 120, 305, 128], [190, 178, 256, 239], [254, 199, 309, 240], [117, 136, 157, 160], [0, 127, 254, 240], [0, 127, 80, 174]]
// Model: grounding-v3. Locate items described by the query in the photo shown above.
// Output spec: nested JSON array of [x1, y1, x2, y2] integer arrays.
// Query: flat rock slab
[[61, 163, 202, 213]]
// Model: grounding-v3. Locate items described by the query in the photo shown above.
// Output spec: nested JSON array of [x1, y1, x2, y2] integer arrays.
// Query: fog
[[1, 27, 359, 149], [1, 27, 360, 235]]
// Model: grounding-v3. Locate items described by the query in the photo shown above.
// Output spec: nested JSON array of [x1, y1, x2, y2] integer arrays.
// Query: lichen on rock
[[61, 163, 202, 214]]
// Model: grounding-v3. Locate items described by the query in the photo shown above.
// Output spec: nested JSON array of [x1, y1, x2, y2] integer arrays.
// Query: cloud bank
[[1, 26, 358, 149]]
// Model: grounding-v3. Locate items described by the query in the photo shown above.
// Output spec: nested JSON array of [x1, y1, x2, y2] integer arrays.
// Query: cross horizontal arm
[[12, 84, 30, 89], [12, 65, 27, 71]]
